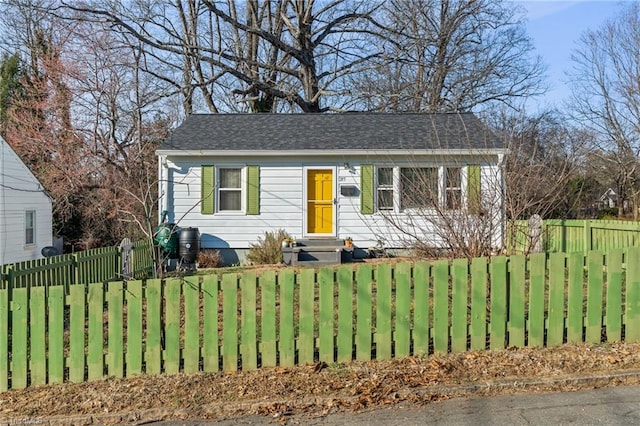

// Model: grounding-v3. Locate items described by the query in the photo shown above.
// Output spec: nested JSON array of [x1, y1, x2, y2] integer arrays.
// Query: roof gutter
[[155, 148, 507, 157]]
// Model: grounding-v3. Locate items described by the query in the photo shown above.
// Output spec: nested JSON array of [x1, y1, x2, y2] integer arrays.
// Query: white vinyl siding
[[159, 155, 503, 251], [341, 162, 502, 249], [162, 160, 303, 247], [0, 137, 53, 265]]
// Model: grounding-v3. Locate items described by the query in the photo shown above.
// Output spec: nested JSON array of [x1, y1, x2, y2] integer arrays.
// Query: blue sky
[[518, 0, 628, 111]]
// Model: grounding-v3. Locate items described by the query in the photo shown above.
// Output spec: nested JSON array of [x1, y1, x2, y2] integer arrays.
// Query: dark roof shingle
[[159, 113, 503, 152]]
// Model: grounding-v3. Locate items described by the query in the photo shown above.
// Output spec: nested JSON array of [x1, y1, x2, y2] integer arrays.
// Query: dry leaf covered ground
[[2, 342, 640, 424]]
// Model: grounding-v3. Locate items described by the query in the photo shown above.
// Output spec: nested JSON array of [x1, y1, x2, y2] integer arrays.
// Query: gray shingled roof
[[159, 113, 503, 152]]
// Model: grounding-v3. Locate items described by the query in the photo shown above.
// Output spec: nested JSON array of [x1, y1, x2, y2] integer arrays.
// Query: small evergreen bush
[[246, 229, 289, 265]]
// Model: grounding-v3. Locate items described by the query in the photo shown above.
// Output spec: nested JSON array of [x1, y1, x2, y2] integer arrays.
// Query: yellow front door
[[307, 169, 333, 234]]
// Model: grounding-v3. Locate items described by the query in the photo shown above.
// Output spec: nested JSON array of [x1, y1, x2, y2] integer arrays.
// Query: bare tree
[[487, 109, 589, 253], [373, 159, 504, 260], [374, 110, 588, 258], [0, 4, 89, 236], [0, 0, 174, 249], [581, 149, 633, 216], [354, 105, 590, 258], [59, 0, 386, 114], [349, 0, 546, 113], [567, 2, 640, 218], [71, 29, 170, 238], [355, 114, 506, 260]]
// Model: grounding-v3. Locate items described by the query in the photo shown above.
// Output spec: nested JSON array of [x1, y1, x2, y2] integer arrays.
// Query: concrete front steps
[[283, 238, 353, 267]]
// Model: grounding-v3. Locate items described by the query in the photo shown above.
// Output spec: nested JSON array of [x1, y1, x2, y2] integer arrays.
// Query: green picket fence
[[0, 239, 155, 290], [130, 239, 155, 279], [507, 219, 640, 254], [2, 247, 640, 391]]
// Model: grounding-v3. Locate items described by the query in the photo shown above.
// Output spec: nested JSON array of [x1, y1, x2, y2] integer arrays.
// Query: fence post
[[529, 214, 542, 253], [6, 266, 13, 300], [72, 253, 79, 285], [0, 268, 8, 392], [584, 220, 592, 254], [117, 245, 123, 280]]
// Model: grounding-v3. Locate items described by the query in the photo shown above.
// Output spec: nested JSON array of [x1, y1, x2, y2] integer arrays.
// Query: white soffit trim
[[156, 149, 507, 157]]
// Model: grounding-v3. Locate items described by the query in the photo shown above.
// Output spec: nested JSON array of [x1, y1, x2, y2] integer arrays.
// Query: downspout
[[158, 155, 168, 226], [0, 142, 5, 266]]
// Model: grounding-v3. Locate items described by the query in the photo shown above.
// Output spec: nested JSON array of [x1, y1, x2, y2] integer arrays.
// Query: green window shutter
[[201, 165, 215, 215], [361, 164, 374, 215], [468, 165, 481, 214], [246, 165, 260, 215]]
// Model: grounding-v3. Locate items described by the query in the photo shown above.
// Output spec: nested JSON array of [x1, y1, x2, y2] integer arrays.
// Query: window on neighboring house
[[377, 167, 394, 210], [445, 167, 462, 210], [25, 210, 35, 245], [400, 167, 438, 210], [218, 168, 242, 212]]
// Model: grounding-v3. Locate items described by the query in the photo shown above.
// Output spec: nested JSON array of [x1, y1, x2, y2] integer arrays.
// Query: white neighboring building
[[599, 188, 617, 209], [0, 136, 53, 265]]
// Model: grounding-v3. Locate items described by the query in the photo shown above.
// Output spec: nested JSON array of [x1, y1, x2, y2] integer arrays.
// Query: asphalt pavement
[[148, 384, 640, 425], [4, 374, 640, 425]]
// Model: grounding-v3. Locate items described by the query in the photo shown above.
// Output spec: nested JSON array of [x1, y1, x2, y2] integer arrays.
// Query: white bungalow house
[[156, 113, 506, 264], [0, 136, 53, 265]]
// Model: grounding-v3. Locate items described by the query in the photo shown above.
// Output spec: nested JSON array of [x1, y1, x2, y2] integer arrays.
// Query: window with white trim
[[377, 167, 394, 210], [25, 210, 35, 245], [400, 167, 438, 210], [374, 166, 471, 212], [218, 168, 242, 212], [445, 167, 462, 210]]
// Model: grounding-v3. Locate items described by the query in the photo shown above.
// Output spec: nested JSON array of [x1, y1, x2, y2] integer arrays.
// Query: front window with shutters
[[373, 165, 478, 213], [218, 168, 242, 212], [201, 165, 260, 215]]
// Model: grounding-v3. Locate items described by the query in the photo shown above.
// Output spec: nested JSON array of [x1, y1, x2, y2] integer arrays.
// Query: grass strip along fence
[[508, 219, 640, 254], [0, 239, 154, 290], [2, 247, 640, 391]]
